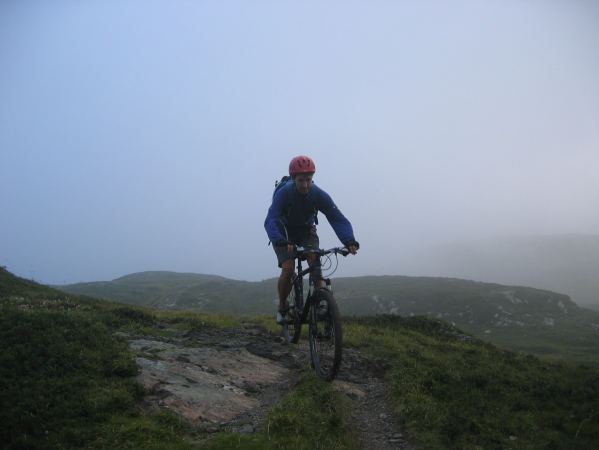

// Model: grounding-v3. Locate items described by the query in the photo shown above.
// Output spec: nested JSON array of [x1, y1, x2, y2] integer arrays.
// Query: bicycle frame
[[282, 245, 349, 380], [292, 246, 348, 324]]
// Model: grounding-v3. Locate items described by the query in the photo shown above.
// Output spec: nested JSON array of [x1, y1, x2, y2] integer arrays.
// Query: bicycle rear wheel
[[308, 288, 342, 380], [282, 277, 303, 344]]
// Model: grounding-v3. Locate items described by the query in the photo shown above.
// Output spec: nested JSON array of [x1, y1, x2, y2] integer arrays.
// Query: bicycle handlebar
[[295, 246, 350, 257]]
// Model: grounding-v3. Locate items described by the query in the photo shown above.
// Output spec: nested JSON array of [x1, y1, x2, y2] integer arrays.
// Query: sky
[[1, 0, 598, 284]]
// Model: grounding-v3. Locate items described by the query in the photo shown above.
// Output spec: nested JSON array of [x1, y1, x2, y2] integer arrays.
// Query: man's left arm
[[316, 188, 359, 253]]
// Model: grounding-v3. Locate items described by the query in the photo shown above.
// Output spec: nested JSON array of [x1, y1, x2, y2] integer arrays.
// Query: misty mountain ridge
[[59, 270, 588, 322], [409, 233, 599, 310], [60, 270, 599, 364]]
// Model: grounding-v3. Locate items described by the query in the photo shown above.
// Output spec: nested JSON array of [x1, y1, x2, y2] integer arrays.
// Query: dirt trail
[[337, 348, 415, 449], [125, 322, 415, 449]]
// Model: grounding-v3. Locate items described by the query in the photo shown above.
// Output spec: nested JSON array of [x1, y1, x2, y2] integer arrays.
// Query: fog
[[1, 1, 598, 286]]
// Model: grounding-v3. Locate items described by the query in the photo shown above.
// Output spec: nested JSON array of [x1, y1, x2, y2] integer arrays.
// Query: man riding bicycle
[[264, 155, 359, 325]]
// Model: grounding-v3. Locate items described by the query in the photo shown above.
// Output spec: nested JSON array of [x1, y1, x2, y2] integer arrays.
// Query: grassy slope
[[0, 268, 352, 450], [336, 276, 599, 366], [1, 267, 202, 449], [345, 316, 599, 450]]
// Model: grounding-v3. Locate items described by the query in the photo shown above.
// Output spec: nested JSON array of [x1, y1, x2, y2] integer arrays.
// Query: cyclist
[[264, 155, 359, 324]]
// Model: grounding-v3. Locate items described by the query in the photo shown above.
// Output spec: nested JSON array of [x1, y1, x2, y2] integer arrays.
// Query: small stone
[[239, 424, 255, 434], [392, 433, 403, 438], [207, 427, 218, 434], [379, 413, 388, 419]]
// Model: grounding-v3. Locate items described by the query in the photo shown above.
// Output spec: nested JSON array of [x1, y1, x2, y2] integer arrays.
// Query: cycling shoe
[[276, 310, 288, 325]]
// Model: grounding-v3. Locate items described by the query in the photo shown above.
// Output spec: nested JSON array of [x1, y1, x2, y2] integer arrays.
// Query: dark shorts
[[273, 226, 319, 267]]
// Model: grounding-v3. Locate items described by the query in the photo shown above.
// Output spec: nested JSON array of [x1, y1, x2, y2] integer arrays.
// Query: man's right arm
[[264, 188, 288, 245]]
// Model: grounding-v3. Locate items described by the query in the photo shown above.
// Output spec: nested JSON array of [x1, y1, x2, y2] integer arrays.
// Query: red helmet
[[289, 155, 316, 176]]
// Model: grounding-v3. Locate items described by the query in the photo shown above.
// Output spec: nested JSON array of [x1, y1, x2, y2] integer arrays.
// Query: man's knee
[[280, 260, 294, 278]]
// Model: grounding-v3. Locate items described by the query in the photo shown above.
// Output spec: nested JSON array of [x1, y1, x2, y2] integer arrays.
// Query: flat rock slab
[[126, 325, 415, 449], [130, 336, 291, 424]]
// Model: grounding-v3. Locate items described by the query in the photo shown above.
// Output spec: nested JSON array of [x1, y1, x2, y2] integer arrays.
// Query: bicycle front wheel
[[308, 288, 342, 380]]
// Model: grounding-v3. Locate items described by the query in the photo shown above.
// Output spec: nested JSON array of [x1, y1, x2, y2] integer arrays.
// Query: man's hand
[[275, 241, 296, 255], [346, 240, 360, 255]]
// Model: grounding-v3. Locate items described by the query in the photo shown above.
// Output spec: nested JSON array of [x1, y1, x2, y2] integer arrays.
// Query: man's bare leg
[[278, 260, 294, 312]]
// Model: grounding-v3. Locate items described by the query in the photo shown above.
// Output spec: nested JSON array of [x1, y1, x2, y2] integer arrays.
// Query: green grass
[[204, 372, 354, 450], [249, 314, 280, 334], [0, 306, 197, 449], [155, 309, 241, 330], [473, 323, 599, 366], [345, 315, 599, 450]]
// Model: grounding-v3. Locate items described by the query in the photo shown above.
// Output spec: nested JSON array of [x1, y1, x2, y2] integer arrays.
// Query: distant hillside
[[60, 271, 599, 364], [412, 234, 599, 309], [334, 275, 599, 363], [60, 271, 276, 314]]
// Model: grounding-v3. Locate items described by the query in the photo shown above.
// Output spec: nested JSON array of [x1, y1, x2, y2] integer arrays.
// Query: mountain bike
[[281, 246, 349, 381]]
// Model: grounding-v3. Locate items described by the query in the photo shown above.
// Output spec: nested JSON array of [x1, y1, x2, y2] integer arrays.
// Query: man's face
[[293, 173, 314, 195]]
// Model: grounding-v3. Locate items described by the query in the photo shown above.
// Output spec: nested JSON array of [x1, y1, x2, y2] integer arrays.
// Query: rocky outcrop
[[124, 322, 415, 449]]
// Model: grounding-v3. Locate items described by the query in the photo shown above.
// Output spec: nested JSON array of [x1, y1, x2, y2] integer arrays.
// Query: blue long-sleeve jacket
[[264, 181, 355, 246]]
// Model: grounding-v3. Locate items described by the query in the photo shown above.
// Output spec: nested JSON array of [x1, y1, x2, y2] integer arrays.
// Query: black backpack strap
[[307, 189, 318, 225]]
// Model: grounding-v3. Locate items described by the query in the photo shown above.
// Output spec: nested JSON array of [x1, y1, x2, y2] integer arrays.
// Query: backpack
[[271, 175, 319, 226], [273, 175, 292, 200]]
